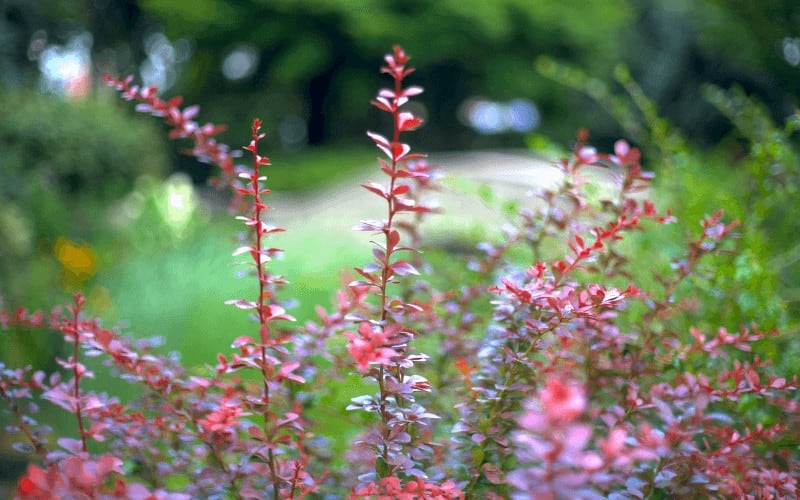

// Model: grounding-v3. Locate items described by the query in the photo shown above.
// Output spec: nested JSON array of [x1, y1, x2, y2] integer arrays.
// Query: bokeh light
[[38, 31, 92, 98], [160, 173, 197, 237], [459, 97, 540, 135], [221, 43, 259, 81], [782, 37, 800, 67], [140, 33, 192, 91]]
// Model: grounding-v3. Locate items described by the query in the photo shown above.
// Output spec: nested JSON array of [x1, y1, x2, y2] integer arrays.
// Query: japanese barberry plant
[[1, 46, 798, 499]]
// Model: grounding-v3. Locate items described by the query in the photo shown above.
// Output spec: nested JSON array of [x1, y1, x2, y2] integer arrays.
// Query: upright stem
[[378, 56, 406, 475], [354, 45, 434, 482], [250, 126, 272, 400], [248, 123, 281, 499], [0, 385, 48, 459], [378, 73, 405, 322], [69, 295, 88, 453]]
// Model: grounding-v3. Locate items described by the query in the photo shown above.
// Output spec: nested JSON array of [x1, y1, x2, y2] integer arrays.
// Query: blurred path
[[266, 150, 566, 246]]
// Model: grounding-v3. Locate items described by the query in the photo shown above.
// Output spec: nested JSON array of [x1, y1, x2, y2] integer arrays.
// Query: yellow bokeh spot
[[54, 236, 97, 288], [88, 285, 114, 315]]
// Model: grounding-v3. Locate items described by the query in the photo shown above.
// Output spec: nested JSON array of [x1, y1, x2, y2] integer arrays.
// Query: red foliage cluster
[[16, 455, 186, 500], [351, 476, 462, 499], [2, 46, 797, 498]]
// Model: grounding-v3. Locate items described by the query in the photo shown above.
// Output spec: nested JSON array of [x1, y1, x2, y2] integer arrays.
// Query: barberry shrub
[[2, 46, 798, 499]]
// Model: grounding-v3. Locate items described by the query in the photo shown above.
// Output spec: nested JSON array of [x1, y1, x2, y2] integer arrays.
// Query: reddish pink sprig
[[509, 376, 665, 498], [344, 45, 448, 487], [103, 75, 234, 176], [351, 476, 464, 499], [344, 322, 400, 373], [102, 74, 242, 208]]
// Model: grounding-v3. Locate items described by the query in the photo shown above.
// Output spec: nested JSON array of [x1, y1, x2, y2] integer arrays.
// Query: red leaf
[[455, 358, 476, 376], [266, 304, 295, 322], [354, 267, 378, 284], [388, 230, 400, 251], [379, 158, 393, 176], [277, 362, 305, 384], [231, 336, 256, 348], [392, 184, 410, 196], [371, 98, 393, 113], [482, 463, 506, 485], [391, 142, 411, 161], [398, 112, 422, 132], [361, 182, 388, 198], [394, 168, 429, 178]]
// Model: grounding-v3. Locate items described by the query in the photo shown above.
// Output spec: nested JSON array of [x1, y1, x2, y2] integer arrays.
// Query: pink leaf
[[361, 182, 388, 198], [225, 299, 258, 310], [481, 463, 506, 485], [277, 362, 305, 383], [392, 184, 410, 196], [398, 112, 422, 132], [57, 437, 84, 454], [391, 261, 419, 276], [402, 85, 424, 97], [232, 246, 254, 257]]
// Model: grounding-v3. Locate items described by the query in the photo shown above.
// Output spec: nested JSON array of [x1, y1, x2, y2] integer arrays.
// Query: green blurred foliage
[[0, 91, 169, 384], [0, 91, 168, 304], [535, 57, 799, 372], [138, 0, 634, 150], [4, 0, 798, 168], [614, 1, 798, 142], [703, 0, 800, 75]]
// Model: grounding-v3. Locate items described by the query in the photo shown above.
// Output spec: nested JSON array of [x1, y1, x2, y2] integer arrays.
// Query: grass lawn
[[78, 149, 429, 460]]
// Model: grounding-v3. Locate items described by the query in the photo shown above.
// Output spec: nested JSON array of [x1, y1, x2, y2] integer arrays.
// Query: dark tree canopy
[[2, 0, 798, 152]]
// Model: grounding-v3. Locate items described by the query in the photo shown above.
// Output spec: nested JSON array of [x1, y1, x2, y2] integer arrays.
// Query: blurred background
[[1, 0, 798, 369], [1, 0, 799, 488], [2, 1, 799, 156], [1, 0, 799, 377]]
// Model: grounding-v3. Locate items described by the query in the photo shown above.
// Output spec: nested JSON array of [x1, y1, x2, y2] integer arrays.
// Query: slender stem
[[288, 461, 302, 498], [377, 365, 391, 473], [380, 63, 406, 322], [69, 300, 88, 453], [252, 134, 272, 402], [0, 385, 48, 459], [249, 123, 281, 499], [375, 65, 407, 478]]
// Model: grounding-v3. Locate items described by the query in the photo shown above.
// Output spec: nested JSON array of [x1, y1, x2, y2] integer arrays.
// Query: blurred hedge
[[0, 91, 169, 305]]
